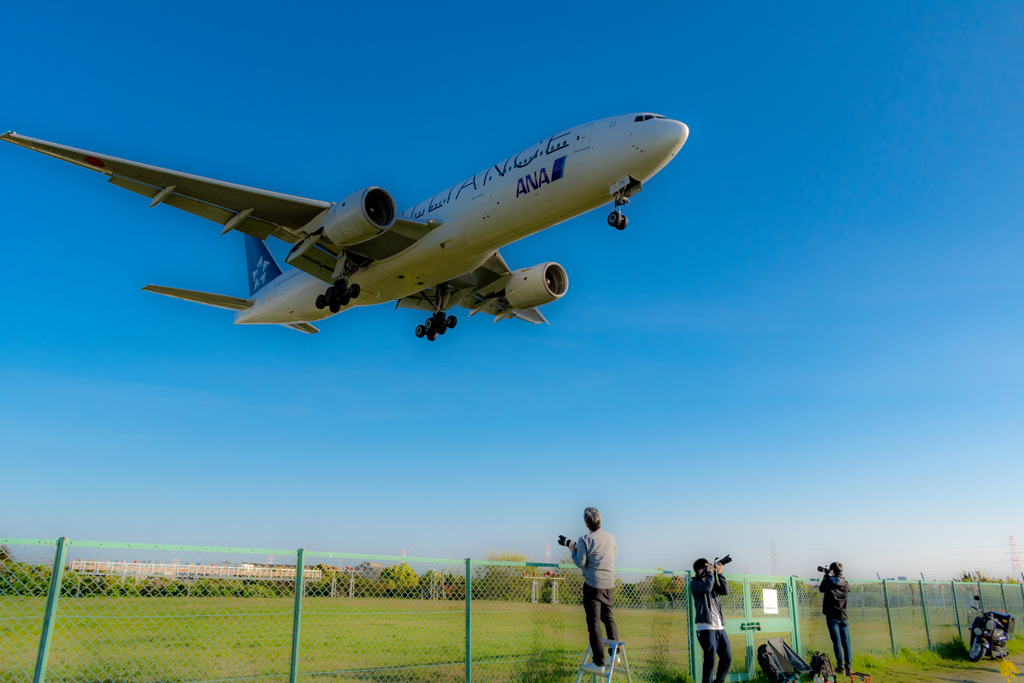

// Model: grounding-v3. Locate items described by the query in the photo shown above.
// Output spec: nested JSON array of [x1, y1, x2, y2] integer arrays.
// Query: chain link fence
[[3, 538, 1022, 683], [1, 539, 58, 683]]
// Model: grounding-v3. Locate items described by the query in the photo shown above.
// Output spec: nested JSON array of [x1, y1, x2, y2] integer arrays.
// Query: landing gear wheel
[[437, 324, 447, 335], [616, 214, 628, 230], [329, 302, 341, 314], [607, 212, 620, 227], [415, 325, 426, 338], [424, 319, 435, 333], [315, 295, 326, 309], [348, 283, 360, 299], [432, 311, 446, 325], [339, 295, 351, 307], [325, 286, 335, 300], [446, 315, 458, 328], [968, 637, 985, 662], [427, 331, 437, 342]]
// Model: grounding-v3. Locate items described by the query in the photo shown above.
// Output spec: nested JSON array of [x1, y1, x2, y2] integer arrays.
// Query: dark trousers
[[826, 618, 851, 670], [696, 629, 732, 683], [583, 583, 619, 666]]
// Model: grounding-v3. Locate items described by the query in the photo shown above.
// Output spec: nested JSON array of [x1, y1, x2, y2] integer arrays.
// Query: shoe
[[581, 662, 606, 674], [844, 667, 852, 677]]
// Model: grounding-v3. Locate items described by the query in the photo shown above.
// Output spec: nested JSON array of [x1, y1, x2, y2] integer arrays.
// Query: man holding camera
[[690, 558, 731, 683], [559, 507, 618, 674], [819, 562, 851, 676]]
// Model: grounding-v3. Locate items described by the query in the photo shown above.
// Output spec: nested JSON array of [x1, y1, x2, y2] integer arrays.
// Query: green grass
[[1, 596, 691, 683], [3, 592, 1017, 683], [741, 637, 1024, 683], [821, 636, 1024, 683]]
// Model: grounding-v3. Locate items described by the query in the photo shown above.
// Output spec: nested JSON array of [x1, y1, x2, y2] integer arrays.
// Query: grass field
[[2, 586, 1014, 683], [0, 596, 689, 683]]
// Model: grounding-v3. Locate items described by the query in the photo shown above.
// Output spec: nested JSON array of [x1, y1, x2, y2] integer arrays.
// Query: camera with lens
[[715, 554, 732, 567], [817, 565, 831, 574], [557, 534, 574, 548]]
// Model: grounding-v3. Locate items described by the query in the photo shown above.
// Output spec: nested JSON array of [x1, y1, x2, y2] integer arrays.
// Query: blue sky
[[1, 2, 1022, 580]]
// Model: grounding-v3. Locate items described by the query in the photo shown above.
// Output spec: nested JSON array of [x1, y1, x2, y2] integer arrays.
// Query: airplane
[[1, 113, 688, 339]]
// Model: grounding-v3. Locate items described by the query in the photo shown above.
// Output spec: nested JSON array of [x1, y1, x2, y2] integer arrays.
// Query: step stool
[[574, 638, 632, 683]]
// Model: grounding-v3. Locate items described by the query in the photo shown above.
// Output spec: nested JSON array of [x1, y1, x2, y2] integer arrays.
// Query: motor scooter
[[967, 594, 1015, 662]]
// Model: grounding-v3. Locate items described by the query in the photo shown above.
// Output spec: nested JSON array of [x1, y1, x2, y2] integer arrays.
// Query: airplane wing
[[2, 132, 329, 244], [395, 251, 551, 325], [1, 132, 440, 280], [142, 285, 251, 311]]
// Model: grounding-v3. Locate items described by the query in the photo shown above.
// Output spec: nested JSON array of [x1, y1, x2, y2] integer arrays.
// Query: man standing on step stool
[[564, 507, 619, 674], [691, 558, 732, 683]]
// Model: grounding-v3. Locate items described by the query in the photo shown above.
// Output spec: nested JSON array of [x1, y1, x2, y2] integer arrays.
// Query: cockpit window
[[636, 113, 669, 122], [644, 115, 655, 120], [634, 115, 644, 122], [654, 114, 667, 119]]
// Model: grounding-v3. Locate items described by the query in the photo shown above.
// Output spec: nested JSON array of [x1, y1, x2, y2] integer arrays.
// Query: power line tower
[[1011, 536, 1022, 578], [545, 543, 551, 564], [770, 541, 778, 576]]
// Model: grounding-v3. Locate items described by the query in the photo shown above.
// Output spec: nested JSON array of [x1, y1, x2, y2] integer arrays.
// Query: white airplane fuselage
[[236, 113, 688, 325]]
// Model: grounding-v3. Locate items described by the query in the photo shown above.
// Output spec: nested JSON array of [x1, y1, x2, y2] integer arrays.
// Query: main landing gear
[[314, 278, 360, 314], [414, 310, 458, 342], [607, 197, 629, 230]]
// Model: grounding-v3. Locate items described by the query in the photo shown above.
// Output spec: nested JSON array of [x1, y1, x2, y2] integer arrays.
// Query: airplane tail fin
[[244, 234, 284, 295]]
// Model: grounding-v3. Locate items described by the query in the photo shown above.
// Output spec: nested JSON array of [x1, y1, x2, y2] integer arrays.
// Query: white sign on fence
[[763, 588, 779, 614]]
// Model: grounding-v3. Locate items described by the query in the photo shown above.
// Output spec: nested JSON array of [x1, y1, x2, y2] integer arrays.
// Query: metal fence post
[[881, 579, 897, 657], [686, 570, 698, 683], [1000, 583, 1007, 612], [951, 582, 962, 642], [288, 549, 304, 683], [32, 537, 68, 683], [789, 576, 802, 656], [465, 558, 472, 683], [918, 581, 931, 650], [977, 581, 984, 611]]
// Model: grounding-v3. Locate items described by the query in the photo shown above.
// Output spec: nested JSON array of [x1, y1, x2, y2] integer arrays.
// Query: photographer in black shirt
[[818, 562, 851, 676], [690, 558, 731, 683]]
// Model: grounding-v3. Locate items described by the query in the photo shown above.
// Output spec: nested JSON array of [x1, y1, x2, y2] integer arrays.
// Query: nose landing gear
[[607, 196, 629, 230], [314, 278, 361, 313], [414, 311, 458, 341]]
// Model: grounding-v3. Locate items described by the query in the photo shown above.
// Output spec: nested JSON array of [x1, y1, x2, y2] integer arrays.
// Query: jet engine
[[321, 187, 396, 245], [504, 262, 569, 309]]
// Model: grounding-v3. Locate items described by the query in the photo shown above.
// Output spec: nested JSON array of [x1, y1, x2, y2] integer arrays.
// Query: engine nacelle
[[504, 262, 569, 309], [321, 187, 396, 245]]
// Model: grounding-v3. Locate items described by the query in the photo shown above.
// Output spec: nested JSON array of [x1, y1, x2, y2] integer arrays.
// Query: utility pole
[[1011, 536, 1022, 578]]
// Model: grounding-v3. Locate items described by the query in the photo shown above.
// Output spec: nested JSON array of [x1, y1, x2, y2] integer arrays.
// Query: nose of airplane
[[664, 120, 689, 151]]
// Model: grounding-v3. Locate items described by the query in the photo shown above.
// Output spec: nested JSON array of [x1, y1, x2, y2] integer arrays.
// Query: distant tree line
[[0, 545, 684, 604]]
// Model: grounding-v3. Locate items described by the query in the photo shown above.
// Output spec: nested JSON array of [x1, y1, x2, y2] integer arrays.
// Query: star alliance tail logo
[[252, 256, 270, 289], [516, 156, 566, 198]]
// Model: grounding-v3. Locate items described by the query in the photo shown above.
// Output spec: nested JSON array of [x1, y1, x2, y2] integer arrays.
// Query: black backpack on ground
[[757, 643, 788, 683], [810, 651, 835, 679], [758, 638, 812, 683]]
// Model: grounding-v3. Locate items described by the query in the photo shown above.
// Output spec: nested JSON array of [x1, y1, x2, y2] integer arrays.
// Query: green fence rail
[[1, 538, 1021, 683]]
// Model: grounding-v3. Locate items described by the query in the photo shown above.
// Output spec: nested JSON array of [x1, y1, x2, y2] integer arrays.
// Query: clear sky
[[1, 2, 1022, 580]]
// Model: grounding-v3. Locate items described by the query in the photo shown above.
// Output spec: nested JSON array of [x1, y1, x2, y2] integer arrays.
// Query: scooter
[[967, 594, 1015, 662]]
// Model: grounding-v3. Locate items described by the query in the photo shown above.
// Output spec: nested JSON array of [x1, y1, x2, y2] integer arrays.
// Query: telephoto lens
[[557, 535, 571, 547], [817, 566, 828, 573], [718, 554, 732, 566]]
